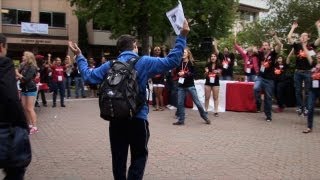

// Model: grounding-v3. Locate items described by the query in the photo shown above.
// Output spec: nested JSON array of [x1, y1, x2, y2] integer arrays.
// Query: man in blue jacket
[[69, 20, 190, 179]]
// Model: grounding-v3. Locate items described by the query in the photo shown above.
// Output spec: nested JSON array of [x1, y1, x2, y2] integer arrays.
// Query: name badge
[[260, 66, 265, 73], [58, 76, 63, 82], [246, 68, 251, 74], [210, 77, 215, 83], [312, 80, 319, 88], [178, 77, 185, 84]]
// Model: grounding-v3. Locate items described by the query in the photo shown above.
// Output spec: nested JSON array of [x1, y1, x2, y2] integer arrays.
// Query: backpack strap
[[128, 56, 141, 69]]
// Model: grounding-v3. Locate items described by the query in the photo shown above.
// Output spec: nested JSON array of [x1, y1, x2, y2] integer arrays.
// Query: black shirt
[[292, 42, 316, 70], [258, 50, 277, 80]]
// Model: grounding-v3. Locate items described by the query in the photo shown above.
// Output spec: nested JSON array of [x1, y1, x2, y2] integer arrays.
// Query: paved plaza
[[1, 98, 320, 180]]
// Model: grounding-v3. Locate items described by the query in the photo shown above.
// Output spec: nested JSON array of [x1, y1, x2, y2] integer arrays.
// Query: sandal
[[159, 107, 164, 111], [214, 113, 219, 117], [153, 108, 159, 111], [302, 128, 312, 134]]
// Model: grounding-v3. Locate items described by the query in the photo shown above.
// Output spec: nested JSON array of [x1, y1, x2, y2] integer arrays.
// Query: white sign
[[21, 22, 48, 35], [166, 1, 185, 35]]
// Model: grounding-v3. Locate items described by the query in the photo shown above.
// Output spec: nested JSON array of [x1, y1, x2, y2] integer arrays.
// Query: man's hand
[[291, 22, 298, 29], [68, 41, 82, 56], [180, 19, 190, 37]]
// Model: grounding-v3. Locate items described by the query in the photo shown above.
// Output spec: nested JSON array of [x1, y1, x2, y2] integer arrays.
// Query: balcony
[[1, 24, 68, 37]]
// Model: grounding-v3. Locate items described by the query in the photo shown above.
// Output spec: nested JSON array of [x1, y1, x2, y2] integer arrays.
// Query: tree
[[234, 0, 320, 52], [69, 0, 237, 56]]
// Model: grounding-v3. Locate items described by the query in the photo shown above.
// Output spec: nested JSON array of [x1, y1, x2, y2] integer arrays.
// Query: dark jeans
[[275, 79, 291, 108], [307, 88, 320, 129], [65, 76, 72, 97], [74, 77, 85, 98], [109, 118, 150, 180], [254, 76, 274, 118], [168, 80, 178, 107], [36, 89, 47, 105], [52, 81, 65, 105], [294, 71, 311, 110], [0, 125, 32, 180], [177, 86, 207, 122]]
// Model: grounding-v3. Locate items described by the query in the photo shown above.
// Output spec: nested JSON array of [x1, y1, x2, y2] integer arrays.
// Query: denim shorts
[[21, 91, 37, 96]]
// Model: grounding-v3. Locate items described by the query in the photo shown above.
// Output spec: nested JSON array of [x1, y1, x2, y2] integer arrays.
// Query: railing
[[1, 24, 68, 37]]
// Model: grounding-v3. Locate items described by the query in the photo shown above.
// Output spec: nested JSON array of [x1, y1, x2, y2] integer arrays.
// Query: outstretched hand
[[68, 41, 81, 56], [291, 21, 298, 29], [180, 19, 190, 37]]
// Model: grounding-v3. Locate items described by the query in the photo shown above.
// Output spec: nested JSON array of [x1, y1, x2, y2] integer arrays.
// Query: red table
[[226, 82, 256, 112]]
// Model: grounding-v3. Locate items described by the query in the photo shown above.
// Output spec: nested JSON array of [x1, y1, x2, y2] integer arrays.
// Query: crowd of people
[[1, 18, 320, 179]]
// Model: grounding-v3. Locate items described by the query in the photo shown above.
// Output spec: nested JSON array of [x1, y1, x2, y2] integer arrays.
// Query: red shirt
[[51, 65, 66, 82]]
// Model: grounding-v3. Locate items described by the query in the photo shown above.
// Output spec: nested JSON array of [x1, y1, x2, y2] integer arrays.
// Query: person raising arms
[[69, 20, 190, 180]]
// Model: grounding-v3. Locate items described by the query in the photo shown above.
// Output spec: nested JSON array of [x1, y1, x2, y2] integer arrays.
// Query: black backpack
[[98, 57, 144, 121]]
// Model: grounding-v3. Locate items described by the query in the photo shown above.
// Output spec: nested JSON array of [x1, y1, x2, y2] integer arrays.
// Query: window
[[40, 12, 66, 27], [93, 19, 111, 31], [40, 12, 51, 26], [52, 13, 65, 27], [18, 10, 31, 24], [1, 9, 31, 24], [239, 11, 256, 22]]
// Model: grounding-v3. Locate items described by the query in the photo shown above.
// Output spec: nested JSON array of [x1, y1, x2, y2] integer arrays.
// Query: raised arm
[[287, 22, 298, 45], [314, 20, 320, 46], [271, 31, 283, 53], [47, 53, 52, 65], [212, 38, 219, 54], [286, 48, 294, 64]]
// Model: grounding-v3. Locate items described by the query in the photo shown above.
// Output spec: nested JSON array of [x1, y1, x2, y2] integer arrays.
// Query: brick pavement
[[1, 98, 320, 180]]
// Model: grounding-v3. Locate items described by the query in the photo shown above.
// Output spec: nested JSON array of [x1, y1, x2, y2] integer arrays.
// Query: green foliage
[[267, 0, 320, 40], [186, 0, 238, 60], [234, 0, 320, 51], [68, 0, 237, 56]]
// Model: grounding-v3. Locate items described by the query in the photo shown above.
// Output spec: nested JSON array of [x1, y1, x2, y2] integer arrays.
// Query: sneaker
[[201, 115, 211, 124], [29, 127, 39, 135], [204, 118, 211, 124], [274, 107, 284, 113], [173, 121, 184, 125], [266, 117, 272, 122], [296, 108, 303, 116], [303, 109, 308, 116]]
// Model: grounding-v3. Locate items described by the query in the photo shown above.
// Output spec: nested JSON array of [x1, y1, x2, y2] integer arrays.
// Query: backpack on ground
[[98, 57, 144, 121]]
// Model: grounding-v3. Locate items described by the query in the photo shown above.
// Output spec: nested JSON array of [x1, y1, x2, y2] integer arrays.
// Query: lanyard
[[181, 61, 188, 71]]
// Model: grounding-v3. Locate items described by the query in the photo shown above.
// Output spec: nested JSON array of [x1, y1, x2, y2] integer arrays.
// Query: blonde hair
[[184, 47, 195, 65], [23, 51, 37, 68]]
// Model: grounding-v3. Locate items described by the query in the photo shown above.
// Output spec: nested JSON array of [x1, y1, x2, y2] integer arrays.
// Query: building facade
[[0, 0, 78, 60]]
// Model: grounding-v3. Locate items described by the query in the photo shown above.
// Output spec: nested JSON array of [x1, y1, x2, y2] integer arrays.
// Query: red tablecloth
[[226, 82, 256, 112], [38, 83, 49, 91]]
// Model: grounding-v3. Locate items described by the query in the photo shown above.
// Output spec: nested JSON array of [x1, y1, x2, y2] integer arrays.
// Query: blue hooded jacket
[[75, 35, 186, 121]]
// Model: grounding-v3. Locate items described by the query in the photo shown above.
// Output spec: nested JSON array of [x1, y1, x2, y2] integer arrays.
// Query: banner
[[21, 22, 48, 35]]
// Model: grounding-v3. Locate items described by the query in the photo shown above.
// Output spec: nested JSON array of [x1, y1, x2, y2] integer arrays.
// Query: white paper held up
[[166, 1, 185, 35]]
